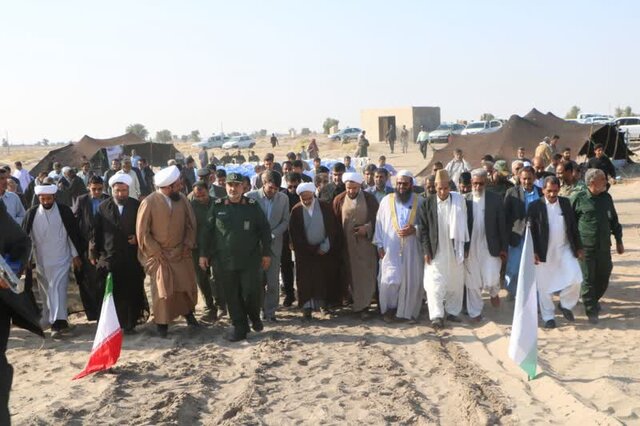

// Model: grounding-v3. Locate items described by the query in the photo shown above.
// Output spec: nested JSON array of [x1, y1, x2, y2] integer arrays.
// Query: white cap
[[396, 169, 414, 183], [154, 165, 180, 187], [342, 172, 363, 185], [109, 172, 133, 188], [34, 185, 57, 195], [296, 182, 316, 195]]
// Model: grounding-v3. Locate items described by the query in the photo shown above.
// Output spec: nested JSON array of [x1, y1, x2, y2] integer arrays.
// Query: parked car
[[461, 120, 503, 135], [328, 127, 362, 142], [428, 123, 465, 143], [192, 133, 229, 149], [615, 117, 640, 141], [577, 113, 614, 124], [222, 135, 256, 149]]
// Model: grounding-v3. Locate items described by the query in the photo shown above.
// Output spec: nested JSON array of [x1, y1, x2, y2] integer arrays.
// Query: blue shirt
[[91, 198, 101, 216], [1, 191, 26, 224]]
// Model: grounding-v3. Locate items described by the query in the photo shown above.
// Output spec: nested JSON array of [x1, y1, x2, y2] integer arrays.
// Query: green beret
[[226, 172, 243, 183], [197, 168, 210, 178]]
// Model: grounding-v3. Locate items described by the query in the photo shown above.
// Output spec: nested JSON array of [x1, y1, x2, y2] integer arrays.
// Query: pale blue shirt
[[1, 191, 26, 224]]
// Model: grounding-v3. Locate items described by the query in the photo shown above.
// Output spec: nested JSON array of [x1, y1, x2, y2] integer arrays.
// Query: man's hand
[[534, 254, 541, 265], [199, 256, 209, 270], [90, 258, 97, 266], [127, 235, 137, 245], [354, 225, 368, 238], [182, 246, 191, 259], [377, 248, 385, 259], [424, 254, 431, 265], [316, 249, 326, 256], [261, 256, 271, 271], [616, 242, 625, 255], [576, 249, 584, 261], [499, 250, 507, 262], [72, 256, 82, 271], [0, 277, 9, 290], [397, 225, 416, 238]]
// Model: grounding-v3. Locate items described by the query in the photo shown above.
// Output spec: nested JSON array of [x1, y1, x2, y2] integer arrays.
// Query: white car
[[428, 123, 465, 143], [222, 135, 256, 150], [615, 117, 640, 141], [192, 133, 229, 149], [328, 127, 362, 142], [461, 120, 502, 135], [577, 113, 614, 124]]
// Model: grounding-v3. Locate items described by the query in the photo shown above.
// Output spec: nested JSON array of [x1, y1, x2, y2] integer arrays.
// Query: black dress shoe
[[302, 308, 312, 321], [283, 296, 295, 307], [558, 304, 575, 322], [157, 324, 168, 338], [251, 319, 264, 332], [588, 314, 599, 324], [185, 312, 200, 327], [446, 314, 462, 323], [431, 318, 444, 330], [544, 319, 556, 329], [224, 328, 247, 342]]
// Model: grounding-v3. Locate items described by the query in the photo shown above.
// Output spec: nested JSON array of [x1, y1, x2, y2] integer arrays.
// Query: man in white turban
[[373, 170, 424, 321], [23, 185, 83, 338], [136, 166, 199, 337], [333, 172, 379, 318], [289, 181, 340, 320]]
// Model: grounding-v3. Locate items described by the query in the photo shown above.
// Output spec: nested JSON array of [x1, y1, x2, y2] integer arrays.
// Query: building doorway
[[378, 116, 396, 142]]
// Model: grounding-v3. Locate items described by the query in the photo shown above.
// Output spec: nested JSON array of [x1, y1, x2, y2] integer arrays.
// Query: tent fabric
[[30, 134, 181, 176], [417, 109, 633, 178]]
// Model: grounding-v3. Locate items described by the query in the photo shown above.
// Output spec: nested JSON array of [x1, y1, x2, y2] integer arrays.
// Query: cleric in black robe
[[90, 174, 149, 332], [72, 175, 109, 321]]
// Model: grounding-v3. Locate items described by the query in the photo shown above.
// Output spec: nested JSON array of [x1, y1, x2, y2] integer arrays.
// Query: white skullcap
[[396, 169, 413, 179], [34, 185, 57, 195], [62, 166, 71, 173], [296, 182, 316, 195], [342, 172, 363, 185], [154, 165, 180, 187], [109, 172, 132, 188], [523, 161, 532, 168]]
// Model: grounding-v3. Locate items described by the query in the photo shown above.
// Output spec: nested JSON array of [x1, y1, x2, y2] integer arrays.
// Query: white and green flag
[[508, 226, 538, 380], [73, 273, 122, 380]]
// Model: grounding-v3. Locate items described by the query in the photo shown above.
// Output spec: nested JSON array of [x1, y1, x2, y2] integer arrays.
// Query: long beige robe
[[341, 191, 378, 312], [136, 191, 198, 323]]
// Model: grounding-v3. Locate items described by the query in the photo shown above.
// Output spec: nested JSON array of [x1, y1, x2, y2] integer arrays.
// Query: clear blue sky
[[1, 0, 638, 143]]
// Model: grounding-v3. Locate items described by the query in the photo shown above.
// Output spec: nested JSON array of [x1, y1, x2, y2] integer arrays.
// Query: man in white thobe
[[373, 170, 424, 321], [24, 185, 82, 338], [464, 169, 507, 321], [528, 176, 583, 328], [419, 170, 468, 329], [116, 158, 141, 200]]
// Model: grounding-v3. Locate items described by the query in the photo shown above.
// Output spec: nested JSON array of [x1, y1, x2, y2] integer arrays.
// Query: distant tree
[[322, 118, 339, 134], [480, 113, 495, 121], [1, 138, 8, 148], [126, 123, 149, 139], [300, 128, 311, 136], [614, 106, 636, 117], [42, 138, 49, 146], [155, 130, 173, 143], [565, 106, 581, 119], [181, 135, 189, 142], [190, 130, 201, 142], [259, 129, 267, 137]]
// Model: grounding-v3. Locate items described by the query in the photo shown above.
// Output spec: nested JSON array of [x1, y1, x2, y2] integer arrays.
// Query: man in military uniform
[[199, 172, 272, 341], [572, 168, 624, 324]]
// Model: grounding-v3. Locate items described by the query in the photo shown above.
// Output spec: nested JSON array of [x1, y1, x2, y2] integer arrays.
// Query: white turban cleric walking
[[296, 182, 316, 195], [154, 165, 180, 187], [109, 173, 133, 188], [34, 184, 58, 195], [342, 172, 364, 185]]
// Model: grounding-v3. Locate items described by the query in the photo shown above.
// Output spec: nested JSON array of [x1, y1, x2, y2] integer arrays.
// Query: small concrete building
[[360, 106, 441, 143]]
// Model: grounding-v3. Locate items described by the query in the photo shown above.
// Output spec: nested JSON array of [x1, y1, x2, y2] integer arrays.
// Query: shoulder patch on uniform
[[248, 198, 256, 204], [215, 198, 223, 204]]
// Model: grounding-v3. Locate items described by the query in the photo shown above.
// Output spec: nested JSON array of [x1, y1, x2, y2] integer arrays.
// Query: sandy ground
[[4, 139, 640, 424]]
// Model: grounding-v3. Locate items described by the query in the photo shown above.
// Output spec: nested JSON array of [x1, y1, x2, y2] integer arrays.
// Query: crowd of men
[[0, 137, 626, 422]]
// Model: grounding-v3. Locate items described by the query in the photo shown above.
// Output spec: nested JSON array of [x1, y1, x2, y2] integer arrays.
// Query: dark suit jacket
[[465, 191, 507, 257], [91, 197, 141, 265], [527, 197, 582, 262], [73, 193, 109, 248], [23, 202, 84, 257], [138, 166, 155, 196], [504, 186, 543, 247]]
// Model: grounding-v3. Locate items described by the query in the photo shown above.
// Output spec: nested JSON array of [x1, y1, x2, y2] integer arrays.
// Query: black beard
[[42, 203, 54, 210], [396, 190, 411, 202], [115, 197, 127, 206], [169, 192, 181, 201]]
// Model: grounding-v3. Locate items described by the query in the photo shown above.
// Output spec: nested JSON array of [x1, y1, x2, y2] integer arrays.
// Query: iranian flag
[[73, 273, 123, 380], [508, 226, 539, 380]]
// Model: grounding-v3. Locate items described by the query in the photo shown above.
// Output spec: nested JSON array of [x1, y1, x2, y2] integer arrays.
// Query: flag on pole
[[508, 226, 538, 380], [73, 273, 123, 380]]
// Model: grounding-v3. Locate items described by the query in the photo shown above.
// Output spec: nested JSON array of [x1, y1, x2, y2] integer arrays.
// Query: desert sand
[[4, 137, 640, 424]]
